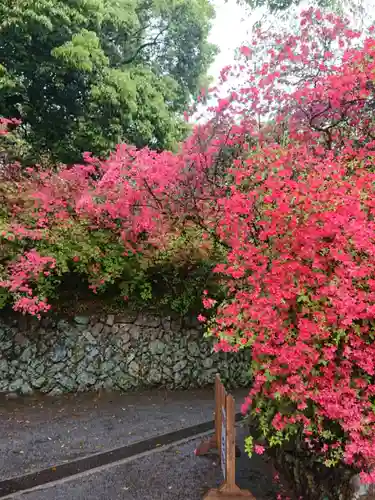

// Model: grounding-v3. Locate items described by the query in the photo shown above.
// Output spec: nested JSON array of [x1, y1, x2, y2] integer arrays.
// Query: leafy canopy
[[0, 0, 216, 163]]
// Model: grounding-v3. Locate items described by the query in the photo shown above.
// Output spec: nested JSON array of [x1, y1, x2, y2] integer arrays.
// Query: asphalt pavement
[[0, 389, 293, 499], [0, 389, 235, 480]]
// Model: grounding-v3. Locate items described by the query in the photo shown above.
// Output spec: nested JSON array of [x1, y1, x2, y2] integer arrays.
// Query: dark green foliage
[[0, 0, 217, 163]]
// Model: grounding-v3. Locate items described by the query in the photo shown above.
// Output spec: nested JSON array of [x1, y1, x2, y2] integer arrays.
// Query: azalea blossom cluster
[[0, 117, 21, 135], [208, 143, 375, 478], [0, 250, 55, 316]]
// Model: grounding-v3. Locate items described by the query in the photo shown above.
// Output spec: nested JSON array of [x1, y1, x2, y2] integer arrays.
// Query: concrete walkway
[[0, 389, 293, 499]]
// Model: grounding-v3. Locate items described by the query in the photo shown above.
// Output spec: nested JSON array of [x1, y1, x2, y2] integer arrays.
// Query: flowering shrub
[[203, 8, 375, 483], [0, 125, 230, 316]]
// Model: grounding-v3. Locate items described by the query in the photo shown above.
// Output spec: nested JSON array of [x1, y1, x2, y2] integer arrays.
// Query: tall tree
[[0, 0, 217, 163]]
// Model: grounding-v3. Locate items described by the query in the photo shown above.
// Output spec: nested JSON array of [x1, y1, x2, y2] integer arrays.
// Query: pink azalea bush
[[202, 9, 375, 482], [0, 123, 230, 316]]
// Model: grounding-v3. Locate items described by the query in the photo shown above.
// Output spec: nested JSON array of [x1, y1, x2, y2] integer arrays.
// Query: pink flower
[[203, 297, 217, 309], [254, 445, 265, 455], [240, 46, 252, 57]]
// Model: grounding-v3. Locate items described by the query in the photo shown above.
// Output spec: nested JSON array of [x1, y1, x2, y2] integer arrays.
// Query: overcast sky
[[196, 0, 374, 121], [208, 0, 375, 84], [207, 0, 252, 80]]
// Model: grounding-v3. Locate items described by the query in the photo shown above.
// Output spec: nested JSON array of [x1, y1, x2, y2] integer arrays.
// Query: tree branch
[[123, 23, 170, 64]]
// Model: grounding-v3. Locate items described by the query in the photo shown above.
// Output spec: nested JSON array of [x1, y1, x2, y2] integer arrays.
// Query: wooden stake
[[199, 375, 255, 499], [225, 394, 236, 489], [195, 374, 222, 455]]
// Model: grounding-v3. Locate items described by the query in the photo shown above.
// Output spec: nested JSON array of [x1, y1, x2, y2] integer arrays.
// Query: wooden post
[[199, 375, 255, 499], [224, 394, 236, 489], [195, 374, 223, 455]]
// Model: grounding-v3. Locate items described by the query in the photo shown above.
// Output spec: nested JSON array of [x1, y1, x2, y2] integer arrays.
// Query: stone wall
[[0, 311, 251, 395]]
